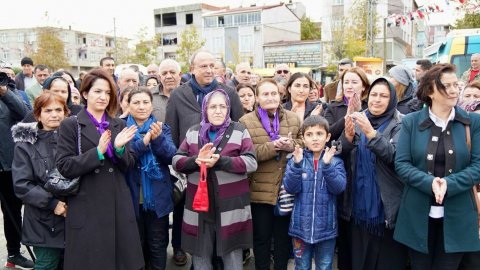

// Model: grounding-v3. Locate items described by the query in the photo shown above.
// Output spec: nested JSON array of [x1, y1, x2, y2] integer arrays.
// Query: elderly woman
[[283, 72, 323, 122], [340, 78, 407, 270], [125, 87, 176, 270], [239, 78, 303, 270], [56, 68, 144, 270], [173, 89, 257, 269], [324, 67, 370, 141], [12, 92, 69, 270], [395, 64, 480, 270]]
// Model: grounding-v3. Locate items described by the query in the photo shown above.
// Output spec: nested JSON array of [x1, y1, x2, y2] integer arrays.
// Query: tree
[[129, 27, 158, 66], [31, 28, 69, 71], [176, 26, 205, 73], [301, 16, 321, 40], [454, 13, 480, 29], [328, 0, 378, 61]]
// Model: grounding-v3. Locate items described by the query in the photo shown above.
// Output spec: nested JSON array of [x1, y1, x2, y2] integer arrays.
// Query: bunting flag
[[385, 0, 475, 27]]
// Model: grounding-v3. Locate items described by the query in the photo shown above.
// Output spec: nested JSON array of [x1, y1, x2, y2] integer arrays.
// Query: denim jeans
[[137, 208, 169, 270], [292, 237, 336, 270]]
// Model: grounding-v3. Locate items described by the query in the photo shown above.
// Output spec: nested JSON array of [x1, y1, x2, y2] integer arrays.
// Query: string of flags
[[386, 0, 476, 27]]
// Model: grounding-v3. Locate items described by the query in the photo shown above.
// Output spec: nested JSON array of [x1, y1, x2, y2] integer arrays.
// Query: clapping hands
[[196, 143, 220, 168], [143, 122, 163, 146], [274, 132, 295, 152]]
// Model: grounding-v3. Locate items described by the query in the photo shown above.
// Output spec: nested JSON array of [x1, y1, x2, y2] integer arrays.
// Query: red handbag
[[192, 162, 209, 212]]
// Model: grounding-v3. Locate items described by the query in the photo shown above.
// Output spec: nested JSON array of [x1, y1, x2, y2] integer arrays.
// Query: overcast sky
[[0, 0, 323, 39]]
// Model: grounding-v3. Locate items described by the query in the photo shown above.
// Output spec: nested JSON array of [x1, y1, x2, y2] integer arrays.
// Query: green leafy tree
[[329, 0, 378, 61], [301, 15, 321, 40], [176, 26, 205, 73], [454, 13, 480, 29], [31, 28, 69, 71], [129, 27, 157, 66]]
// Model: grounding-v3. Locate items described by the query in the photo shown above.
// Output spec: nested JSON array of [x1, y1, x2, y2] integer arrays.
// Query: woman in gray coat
[[56, 69, 144, 270]]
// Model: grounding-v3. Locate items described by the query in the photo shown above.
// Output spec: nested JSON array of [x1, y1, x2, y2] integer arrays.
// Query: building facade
[[153, 3, 225, 60], [320, 0, 415, 66], [0, 27, 121, 75], [202, 3, 301, 68]]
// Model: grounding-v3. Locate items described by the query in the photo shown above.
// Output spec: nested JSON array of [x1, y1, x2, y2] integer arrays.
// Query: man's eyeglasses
[[276, 70, 289, 75]]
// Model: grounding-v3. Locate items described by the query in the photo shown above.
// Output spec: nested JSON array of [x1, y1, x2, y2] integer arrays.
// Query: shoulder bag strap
[[465, 124, 480, 239], [75, 116, 82, 155], [213, 123, 236, 155]]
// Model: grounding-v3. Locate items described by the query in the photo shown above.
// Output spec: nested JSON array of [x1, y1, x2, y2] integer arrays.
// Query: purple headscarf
[[199, 89, 232, 147]]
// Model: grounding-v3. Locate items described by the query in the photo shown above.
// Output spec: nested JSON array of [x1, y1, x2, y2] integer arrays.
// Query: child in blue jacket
[[283, 115, 347, 270]]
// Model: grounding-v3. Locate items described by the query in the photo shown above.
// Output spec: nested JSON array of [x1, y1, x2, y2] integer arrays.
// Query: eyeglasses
[[276, 70, 289, 75]]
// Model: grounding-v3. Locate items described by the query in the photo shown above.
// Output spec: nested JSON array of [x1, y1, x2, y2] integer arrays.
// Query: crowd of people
[[1, 51, 480, 270]]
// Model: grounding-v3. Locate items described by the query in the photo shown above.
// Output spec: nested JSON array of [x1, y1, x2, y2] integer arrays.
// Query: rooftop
[[203, 3, 284, 17]]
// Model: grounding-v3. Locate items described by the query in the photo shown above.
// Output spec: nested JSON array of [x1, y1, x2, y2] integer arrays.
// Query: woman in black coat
[[11, 92, 69, 269], [56, 68, 144, 270], [323, 67, 370, 141]]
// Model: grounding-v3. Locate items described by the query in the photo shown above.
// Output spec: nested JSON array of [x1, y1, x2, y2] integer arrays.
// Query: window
[[218, 16, 225, 26], [204, 17, 217, 28], [162, 13, 177, 26], [3, 50, 9, 59], [239, 35, 253, 53], [186, 14, 193, 25], [18, 48, 24, 58], [333, 0, 343, 5], [162, 33, 177, 45], [1, 34, 6, 43], [28, 32, 36, 43], [17, 33, 24, 42]]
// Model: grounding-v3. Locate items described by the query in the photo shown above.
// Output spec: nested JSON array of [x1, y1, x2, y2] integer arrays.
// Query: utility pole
[[113, 17, 117, 60], [366, 0, 377, 57], [383, 17, 387, 74]]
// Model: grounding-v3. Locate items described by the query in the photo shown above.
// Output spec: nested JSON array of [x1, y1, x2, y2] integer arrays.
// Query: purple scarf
[[199, 89, 231, 147], [258, 106, 280, 141], [85, 110, 115, 161]]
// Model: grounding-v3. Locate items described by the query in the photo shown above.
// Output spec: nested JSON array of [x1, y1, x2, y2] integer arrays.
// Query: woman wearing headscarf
[[56, 68, 144, 270], [23, 76, 83, 123], [339, 78, 407, 270], [239, 78, 303, 270], [11, 92, 69, 270], [395, 64, 480, 270], [125, 87, 177, 270], [388, 65, 416, 114], [172, 89, 257, 270]]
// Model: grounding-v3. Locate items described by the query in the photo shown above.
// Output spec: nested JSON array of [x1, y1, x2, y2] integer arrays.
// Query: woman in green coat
[[394, 64, 480, 270]]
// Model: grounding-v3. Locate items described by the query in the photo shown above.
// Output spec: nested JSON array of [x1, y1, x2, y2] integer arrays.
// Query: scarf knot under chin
[[127, 114, 163, 212]]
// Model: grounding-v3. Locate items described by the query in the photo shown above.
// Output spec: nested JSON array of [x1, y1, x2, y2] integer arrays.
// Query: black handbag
[[44, 116, 82, 196], [169, 165, 187, 205]]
